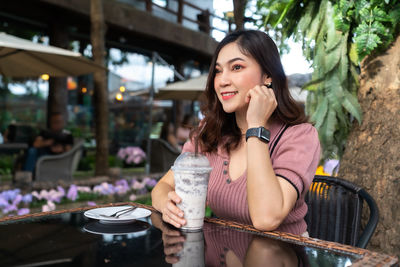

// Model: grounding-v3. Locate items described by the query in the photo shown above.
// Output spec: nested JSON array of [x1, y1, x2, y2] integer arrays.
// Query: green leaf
[[325, 44, 342, 73], [389, 6, 400, 25], [342, 90, 362, 123], [306, 11, 322, 41], [339, 35, 349, 83], [359, 8, 374, 22], [350, 64, 360, 87], [310, 97, 329, 129], [355, 23, 382, 58], [320, 106, 337, 146], [326, 2, 342, 51], [349, 42, 359, 65], [273, 0, 296, 28], [303, 77, 325, 91], [372, 6, 392, 22], [297, 2, 315, 34]]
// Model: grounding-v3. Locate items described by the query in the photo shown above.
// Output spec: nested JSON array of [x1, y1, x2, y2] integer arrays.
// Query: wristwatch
[[246, 126, 270, 143]]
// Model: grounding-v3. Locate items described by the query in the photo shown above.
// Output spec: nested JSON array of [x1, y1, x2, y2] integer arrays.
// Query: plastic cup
[[171, 152, 212, 231], [173, 231, 204, 267]]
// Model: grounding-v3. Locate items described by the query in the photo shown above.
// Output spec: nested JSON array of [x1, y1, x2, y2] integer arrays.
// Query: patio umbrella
[[155, 74, 207, 101], [0, 32, 105, 78]]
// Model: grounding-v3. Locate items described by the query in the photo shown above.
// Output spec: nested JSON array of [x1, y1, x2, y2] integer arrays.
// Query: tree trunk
[[90, 0, 109, 176], [233, 0, 247, 30], [339, 35, 400, 256], [48, 23, 68, 126]]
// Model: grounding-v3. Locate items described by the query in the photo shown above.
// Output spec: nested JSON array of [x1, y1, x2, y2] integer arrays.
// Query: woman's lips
[[221, 91, 238, 100]]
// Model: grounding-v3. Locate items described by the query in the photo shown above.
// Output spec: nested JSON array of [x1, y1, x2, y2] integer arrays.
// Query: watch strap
[[246, 127, 270, 143]]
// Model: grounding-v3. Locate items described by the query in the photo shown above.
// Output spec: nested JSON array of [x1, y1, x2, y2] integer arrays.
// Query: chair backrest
[[149, 138, 180, 173], [35, 140, 84, 182], [305, 175, 379, 248]]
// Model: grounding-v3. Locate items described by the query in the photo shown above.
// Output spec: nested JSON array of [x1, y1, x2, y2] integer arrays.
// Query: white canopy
[[0, 32, 105, 78]]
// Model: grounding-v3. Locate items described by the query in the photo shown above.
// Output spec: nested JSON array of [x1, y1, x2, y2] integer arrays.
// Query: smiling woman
[[151, 30, 320, 236]]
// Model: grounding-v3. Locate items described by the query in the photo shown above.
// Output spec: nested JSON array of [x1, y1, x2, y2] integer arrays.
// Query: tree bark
[[90, 0, 109, 176], [233, 0, 247, 30], [48, 23, 68, 126], [339, 35, 400, 256]]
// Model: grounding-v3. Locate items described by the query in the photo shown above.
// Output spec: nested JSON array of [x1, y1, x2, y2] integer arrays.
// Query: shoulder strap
[[269, 124, 289, 157]]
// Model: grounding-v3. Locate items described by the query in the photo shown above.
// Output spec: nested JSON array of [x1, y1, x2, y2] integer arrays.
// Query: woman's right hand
[[161, 191, 186, 228]]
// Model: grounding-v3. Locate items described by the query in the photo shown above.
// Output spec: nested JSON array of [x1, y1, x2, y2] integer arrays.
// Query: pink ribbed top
[[182, 121, 321, 235]]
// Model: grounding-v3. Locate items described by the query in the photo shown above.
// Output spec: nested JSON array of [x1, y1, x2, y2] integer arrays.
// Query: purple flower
[[323, 159, 340, 175], [0, 196, 8, 208], [1, 189, 20, 202], [22, 194, 32, 204], [93, 182, 116, 196], [3, 203, 17, 213], [117, 148, 127, 160], [17, 208, 30, 216], [67, 185, 78, 201], [116, 179, 129, 188], [13, 194, 22, 206], [115, 179, 130, 195], [143, 177, 158, 187], [57, 186, 66, 196], [87, 201, 97, 207]]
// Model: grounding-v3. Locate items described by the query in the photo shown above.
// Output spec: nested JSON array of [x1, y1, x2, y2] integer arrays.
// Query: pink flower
[[77, 186, 91, 193], [42, 201, 56, 212], [129, 194, 137, 201], [31, 191, 41, 200], [132, 180, 145, 190], [118, 146, 146, 165], [39, 189, 49, 200]]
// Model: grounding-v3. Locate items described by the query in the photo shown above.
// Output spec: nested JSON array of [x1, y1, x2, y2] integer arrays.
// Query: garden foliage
[[255, 0, 400, 160]]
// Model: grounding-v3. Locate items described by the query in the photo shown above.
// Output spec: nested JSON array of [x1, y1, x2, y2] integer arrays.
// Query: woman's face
[[214, 42, 264, 114]]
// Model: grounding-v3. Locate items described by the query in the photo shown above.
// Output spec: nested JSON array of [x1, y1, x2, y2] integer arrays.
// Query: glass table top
[[0, 204, 396, 267]]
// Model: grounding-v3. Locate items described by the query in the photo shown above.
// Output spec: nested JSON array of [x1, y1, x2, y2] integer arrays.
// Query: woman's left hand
[[245, 84, 277, 127]]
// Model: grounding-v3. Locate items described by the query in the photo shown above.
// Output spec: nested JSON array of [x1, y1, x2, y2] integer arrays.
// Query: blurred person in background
[[23, 112, 73, 173]]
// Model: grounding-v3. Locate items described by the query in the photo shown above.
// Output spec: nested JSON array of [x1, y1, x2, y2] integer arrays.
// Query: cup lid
[[172, 152, 212, 172]]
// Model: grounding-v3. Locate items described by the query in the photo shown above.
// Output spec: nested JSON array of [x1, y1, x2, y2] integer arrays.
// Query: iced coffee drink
[[172, 152, 212, 231]]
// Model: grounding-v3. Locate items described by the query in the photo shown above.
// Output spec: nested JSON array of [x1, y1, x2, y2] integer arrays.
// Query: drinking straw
[[195, 136, 199, 156]]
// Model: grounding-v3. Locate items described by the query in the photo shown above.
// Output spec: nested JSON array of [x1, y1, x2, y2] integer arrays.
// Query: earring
[[265, 82, 272, 88]]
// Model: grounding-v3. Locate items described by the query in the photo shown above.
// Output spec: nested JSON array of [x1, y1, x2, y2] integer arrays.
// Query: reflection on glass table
[[152, 213, 359, 267], [0, 203, 397, 267]]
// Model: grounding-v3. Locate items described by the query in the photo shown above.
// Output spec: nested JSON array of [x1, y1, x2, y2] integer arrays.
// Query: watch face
[[260, 135, 269, 142], [260, 127, 270, 143]]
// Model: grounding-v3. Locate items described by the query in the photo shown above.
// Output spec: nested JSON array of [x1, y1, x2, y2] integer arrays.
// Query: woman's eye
[[215, 69, 221, 74], [232, 64, 242, 71]]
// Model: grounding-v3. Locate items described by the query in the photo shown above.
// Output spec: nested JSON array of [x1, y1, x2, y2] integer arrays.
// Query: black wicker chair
[[148, 138, 180, 173], [305, 175, 379, 248]]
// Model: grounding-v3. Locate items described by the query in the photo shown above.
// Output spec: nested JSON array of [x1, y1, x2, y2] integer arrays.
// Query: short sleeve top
[[181, 120, 321, 235]]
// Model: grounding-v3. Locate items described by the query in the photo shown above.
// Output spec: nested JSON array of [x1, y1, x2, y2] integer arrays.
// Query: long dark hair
[[193, 30, 308, 154]]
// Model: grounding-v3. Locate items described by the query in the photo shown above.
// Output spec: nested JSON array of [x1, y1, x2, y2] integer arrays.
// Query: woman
[[151, 30, 320, 235]]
